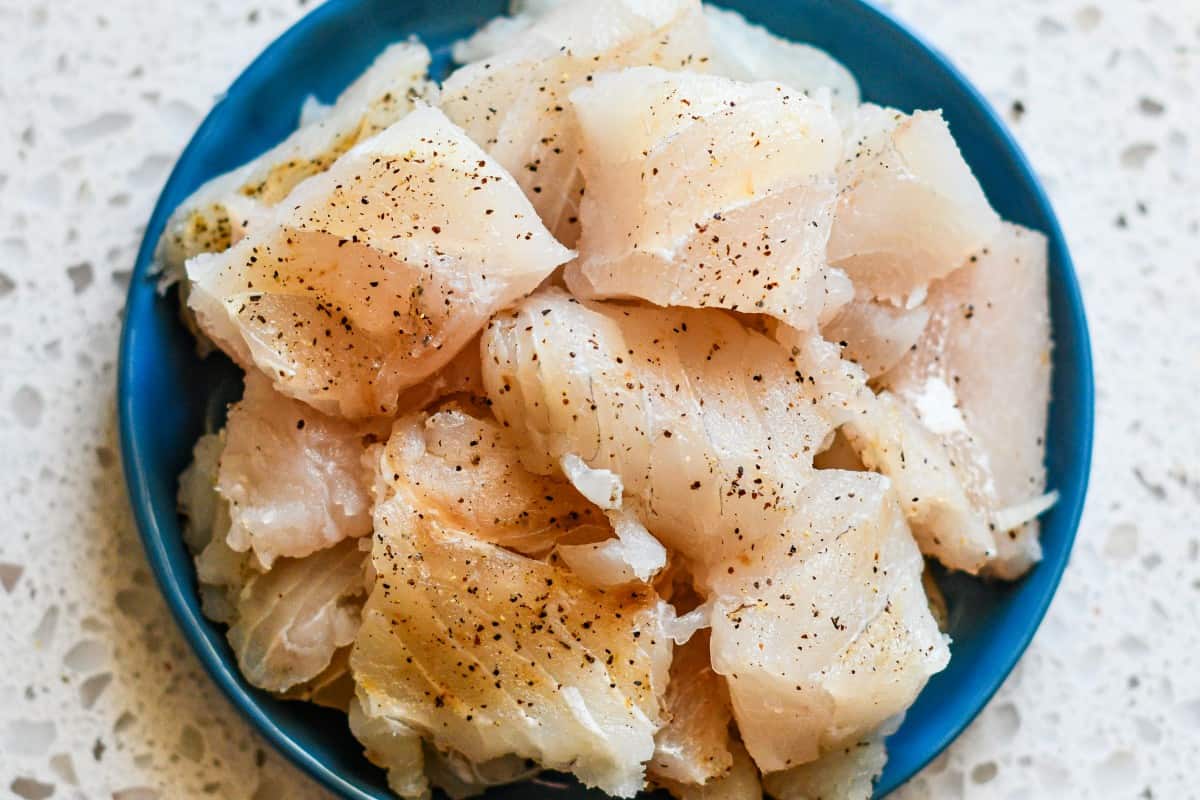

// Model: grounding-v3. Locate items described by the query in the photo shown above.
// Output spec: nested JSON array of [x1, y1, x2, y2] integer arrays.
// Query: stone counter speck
[[0, 1, 1197, 798]]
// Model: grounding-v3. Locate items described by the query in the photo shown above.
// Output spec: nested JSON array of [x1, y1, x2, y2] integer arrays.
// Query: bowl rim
[[117, 0, 1094, 797]]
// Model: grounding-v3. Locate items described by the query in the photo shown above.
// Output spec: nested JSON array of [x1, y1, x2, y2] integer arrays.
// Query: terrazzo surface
[[0, 0, 1197, 798]]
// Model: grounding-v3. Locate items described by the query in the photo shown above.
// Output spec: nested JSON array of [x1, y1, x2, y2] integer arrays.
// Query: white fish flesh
[[703, 4, 859, 127], [422, 748, 539, 800], [481, 289, 838, 581], [565, 67, 850, 330], [218, 374, 387, 568], [349, 695, 431, 800], [659, 742, 762, 800], [186, 105, 573, 418], [177, 431, 369, 693], [881, 223, 1053, 578], [761, 736, 886, 800], [822, 296, 930, 379], [226, 537, 367, 693], [376, 400, 608, 556], [352, 416, 674, 796], [843, 390, 996, 574], [650, 631, 736, 786], [828, 105, 1001, 303], [707, 470, 948, 771], [351, 531, 672, 796], [158, 41, 435, 284], [774, 325, 997, 574], [441, 0, 710, 243]]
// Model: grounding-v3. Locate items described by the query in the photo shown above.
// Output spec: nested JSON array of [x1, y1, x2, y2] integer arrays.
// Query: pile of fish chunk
[[166, 2, 1054, 798]]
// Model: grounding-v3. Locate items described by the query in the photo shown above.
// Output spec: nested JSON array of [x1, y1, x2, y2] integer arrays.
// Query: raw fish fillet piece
[[441, 0, 709, 244], [186, 105, 573, 418], [158, 41, 435, 283], [351, 419, 674, 797], [178, 431, 228, 556], [354, 702, 537, 800], [460, 0, 862, 136], [566, 67, 849, 330], [377, 400, 607, 556], [226, 538, 367, 692], [451, 14, 537, 65], [843, 390, 995, 574], [177, 433, 369, 693], [707, 470, 948, 771], [762, 736, 886, 800], [481, 289, 843, 580], [828, 104, 1001, 303], [192, 526, 252, 627], [178, 431, 245, 625], [659, 741, 763, 800], [881, 223, 1053, 578], [703, 4, 859, 127], [422, 748, 540, 800], [278, 646, 357, 711], [650, 631, 735, 786], [349, 695, 431, 800], [391, 333, 487, 413], [773, 325, 996, 574], [555, 508, 669, 588], [218, 374, 388, 568], [822, 296, 930, 379]]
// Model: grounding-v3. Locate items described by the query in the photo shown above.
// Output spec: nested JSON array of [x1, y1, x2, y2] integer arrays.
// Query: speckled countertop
[[0, 1, 1197, 798]]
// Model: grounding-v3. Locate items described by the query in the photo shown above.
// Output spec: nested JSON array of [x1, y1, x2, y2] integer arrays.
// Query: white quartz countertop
[[1, 1, 1197, 798]]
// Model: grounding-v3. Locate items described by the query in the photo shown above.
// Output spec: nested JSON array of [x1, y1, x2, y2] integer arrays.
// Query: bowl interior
[[118, 0, 1093, 797]]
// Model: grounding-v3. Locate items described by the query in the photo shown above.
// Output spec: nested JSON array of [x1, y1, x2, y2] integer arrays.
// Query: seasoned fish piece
[[660, 742, 763, 800], [386, 395, 664, 587], [177, 433, 369, 693], [773, 325, 996, 573], [707, 470, 948, 771], [178, 432, 247, 625], [349, 695, 431, 800], [177, 357, 486, 699], [829, 104, 1001, 303], [482, 289, 838, 580], [565, 67, 848, 330], [650, 631, 735, 786], [226, 538, 367, 692], [881, 223, 1054, 578], [703, 4, 859, 126], [844, 390, 995, 574], [186, 105, 573, 418], [441, 0, 709, 243], [423, 749, 539, 800], [278, 646, 357, 711], [352, 419, 673, 797], [178, 431, 227, 555], [352, 539, 671, 797], [392, 333, 487, 413], [762, 736, 886, 800], [377, 401, 606, 556], [218, 374, 387, 568], [822, 296, 930, 379], [450, 15, 537, 65], [463, 0, 862, 136], [555, 509, 669, 588], [158, 41, 435, 284]]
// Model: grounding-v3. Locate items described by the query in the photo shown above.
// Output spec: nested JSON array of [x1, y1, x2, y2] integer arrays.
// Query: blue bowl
[[118, 0, 1094, 797]]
